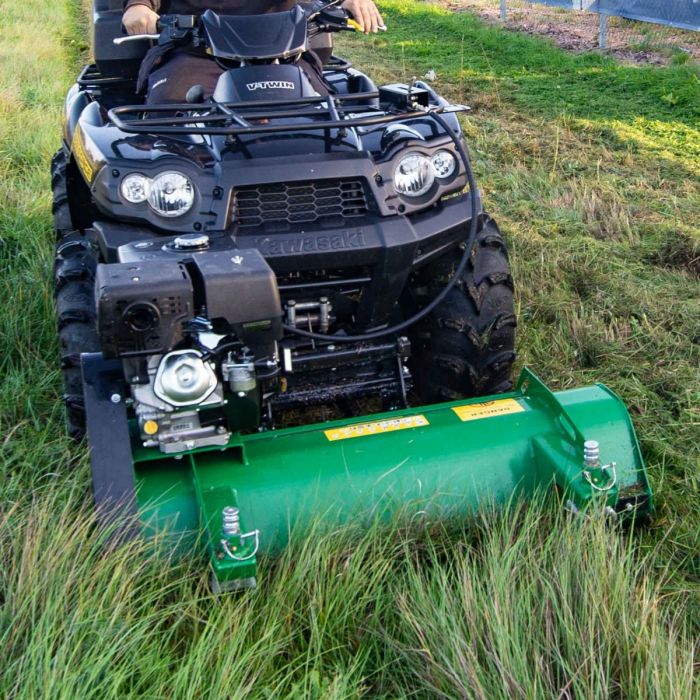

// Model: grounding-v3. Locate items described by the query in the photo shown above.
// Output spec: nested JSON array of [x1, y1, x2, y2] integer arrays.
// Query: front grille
[[232, 178, 371, 232]]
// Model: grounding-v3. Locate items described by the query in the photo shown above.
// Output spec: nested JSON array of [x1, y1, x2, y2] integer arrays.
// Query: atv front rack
[[108, 92, 463, 136]]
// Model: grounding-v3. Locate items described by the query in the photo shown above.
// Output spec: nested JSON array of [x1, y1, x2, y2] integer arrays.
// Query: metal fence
[[499, 0, 700, 48], [504, 1, 700, 30], [594, 1, 700, 32]]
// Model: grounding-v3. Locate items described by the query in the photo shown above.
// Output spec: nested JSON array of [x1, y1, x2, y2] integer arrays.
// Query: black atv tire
[[409, 215, 516, 403], [52, 149, 100, 440]]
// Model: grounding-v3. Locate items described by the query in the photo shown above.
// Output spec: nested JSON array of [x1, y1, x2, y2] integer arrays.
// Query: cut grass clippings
[[1, 0, 699, 696]]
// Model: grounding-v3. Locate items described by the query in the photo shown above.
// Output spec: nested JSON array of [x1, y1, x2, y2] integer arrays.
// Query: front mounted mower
[[54, 0, 652, 590]]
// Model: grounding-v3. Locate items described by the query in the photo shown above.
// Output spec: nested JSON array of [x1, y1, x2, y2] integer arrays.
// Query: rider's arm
[[123, 0, 160, 35]]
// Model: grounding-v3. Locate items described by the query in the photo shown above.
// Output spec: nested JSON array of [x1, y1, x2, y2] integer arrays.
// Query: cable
[[281, 107, 480, 343]]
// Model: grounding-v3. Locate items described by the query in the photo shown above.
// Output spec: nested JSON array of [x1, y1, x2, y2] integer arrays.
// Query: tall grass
[[0, 0, 698, 696], [1, 493, 696, 698]]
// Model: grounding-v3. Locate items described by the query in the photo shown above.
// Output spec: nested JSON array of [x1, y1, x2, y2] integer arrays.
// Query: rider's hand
[[123, 4, 160, 35], [341, 0, 384, 33]]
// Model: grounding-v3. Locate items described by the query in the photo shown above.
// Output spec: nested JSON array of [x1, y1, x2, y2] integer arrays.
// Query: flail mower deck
[[85, 355, 651, 591]]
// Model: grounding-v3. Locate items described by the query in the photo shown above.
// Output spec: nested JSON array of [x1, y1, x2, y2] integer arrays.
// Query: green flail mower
[[58, 4, 652, 591], [85, 358, 652, 592]]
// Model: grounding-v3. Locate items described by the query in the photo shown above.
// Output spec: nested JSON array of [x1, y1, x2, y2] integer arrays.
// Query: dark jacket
[[124, 0, 330, 95], [124, 0, 297, 15]]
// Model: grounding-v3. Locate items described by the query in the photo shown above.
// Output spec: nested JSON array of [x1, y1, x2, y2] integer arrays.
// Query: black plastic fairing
[[92, 0, 147, 78], [213, 64, 318, 103], [201, 8, 307, 61]]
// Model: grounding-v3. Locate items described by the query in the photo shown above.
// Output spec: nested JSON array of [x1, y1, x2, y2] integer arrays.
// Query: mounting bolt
[[111, 169, 120, 177], [110, 393, 121, 404], [374, 173, 383, 184]]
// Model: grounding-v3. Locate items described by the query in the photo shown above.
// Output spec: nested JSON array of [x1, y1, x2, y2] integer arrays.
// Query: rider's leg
[[146, 52, 225, 104], [298, 51, 333, 95], [145, 50, 332, 103]]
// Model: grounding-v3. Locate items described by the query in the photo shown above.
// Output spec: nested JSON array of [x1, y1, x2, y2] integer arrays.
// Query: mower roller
[[56, 1, 652, 591]]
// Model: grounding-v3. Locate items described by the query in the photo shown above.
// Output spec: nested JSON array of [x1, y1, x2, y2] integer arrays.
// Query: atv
[[54, 0, 650, 591], [55, 0, 515, 446]]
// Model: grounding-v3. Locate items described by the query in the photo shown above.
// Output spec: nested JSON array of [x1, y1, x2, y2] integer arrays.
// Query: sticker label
[[72, 128, 93, 182], [71, 126, 101, 183], [324, 415, 429, 441], [452, 398, 525, 422]]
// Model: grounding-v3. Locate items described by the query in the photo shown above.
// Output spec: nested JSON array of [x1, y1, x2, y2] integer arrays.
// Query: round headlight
[[120, 173, 151, 203], [148, 171, 195, 218], [431, 150, 457, 179], [393, 153, 435, 197]]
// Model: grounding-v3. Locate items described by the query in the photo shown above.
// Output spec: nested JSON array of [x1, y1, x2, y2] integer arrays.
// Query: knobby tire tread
[[53, 149, 100, 440], [411, 215, 517, 403]]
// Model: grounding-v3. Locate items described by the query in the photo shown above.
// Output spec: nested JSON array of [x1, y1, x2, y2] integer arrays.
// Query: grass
[[1, 0, 698, 696]]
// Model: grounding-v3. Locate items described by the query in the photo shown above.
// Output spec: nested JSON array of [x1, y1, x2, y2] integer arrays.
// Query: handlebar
[[113, 4, 385, 46]]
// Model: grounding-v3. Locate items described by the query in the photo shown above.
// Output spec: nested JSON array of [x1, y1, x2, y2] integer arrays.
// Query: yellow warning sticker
[[324, 415, 429, 441], [71, 125, 104, 184], [72, 128, 95, 183], [452, 398, 525, 422]]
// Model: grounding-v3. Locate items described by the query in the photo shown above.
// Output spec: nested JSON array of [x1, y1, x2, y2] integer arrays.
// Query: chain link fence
[[592, 1, 700, 32], [447, 0, 700, 64]]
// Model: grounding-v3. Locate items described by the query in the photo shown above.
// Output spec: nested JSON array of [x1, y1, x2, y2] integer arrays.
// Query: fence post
[[598, 12, 608, 49], [500, 0, 507, 21]]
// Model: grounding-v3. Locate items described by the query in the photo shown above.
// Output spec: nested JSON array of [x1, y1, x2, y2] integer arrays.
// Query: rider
[[122, 0, 384, 102]]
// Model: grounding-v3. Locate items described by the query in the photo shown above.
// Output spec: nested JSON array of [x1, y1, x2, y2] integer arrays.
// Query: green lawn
[[1, 0, 698, 697]]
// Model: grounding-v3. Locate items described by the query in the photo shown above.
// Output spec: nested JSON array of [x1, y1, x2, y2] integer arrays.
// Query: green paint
[[133, 369, 652, 587]]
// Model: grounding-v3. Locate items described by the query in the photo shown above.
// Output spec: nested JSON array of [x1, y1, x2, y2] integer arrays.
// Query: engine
[[94, 236, 411, 453], [95, 242, 282, 452]]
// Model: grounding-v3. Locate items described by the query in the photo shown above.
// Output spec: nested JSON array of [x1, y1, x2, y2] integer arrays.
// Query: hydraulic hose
[[281, 108, 480, 343]]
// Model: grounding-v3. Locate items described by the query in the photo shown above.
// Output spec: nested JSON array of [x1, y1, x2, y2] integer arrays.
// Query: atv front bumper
[[93, 189, 482, 329], [234, 190, 482, 273]]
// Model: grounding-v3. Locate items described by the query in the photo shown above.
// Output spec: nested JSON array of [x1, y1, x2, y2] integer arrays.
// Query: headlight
[[147, 171, 195, 218], [431, 150, 457, 179], [393, 153, 435, 197], [120, 173, 150, 203]]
